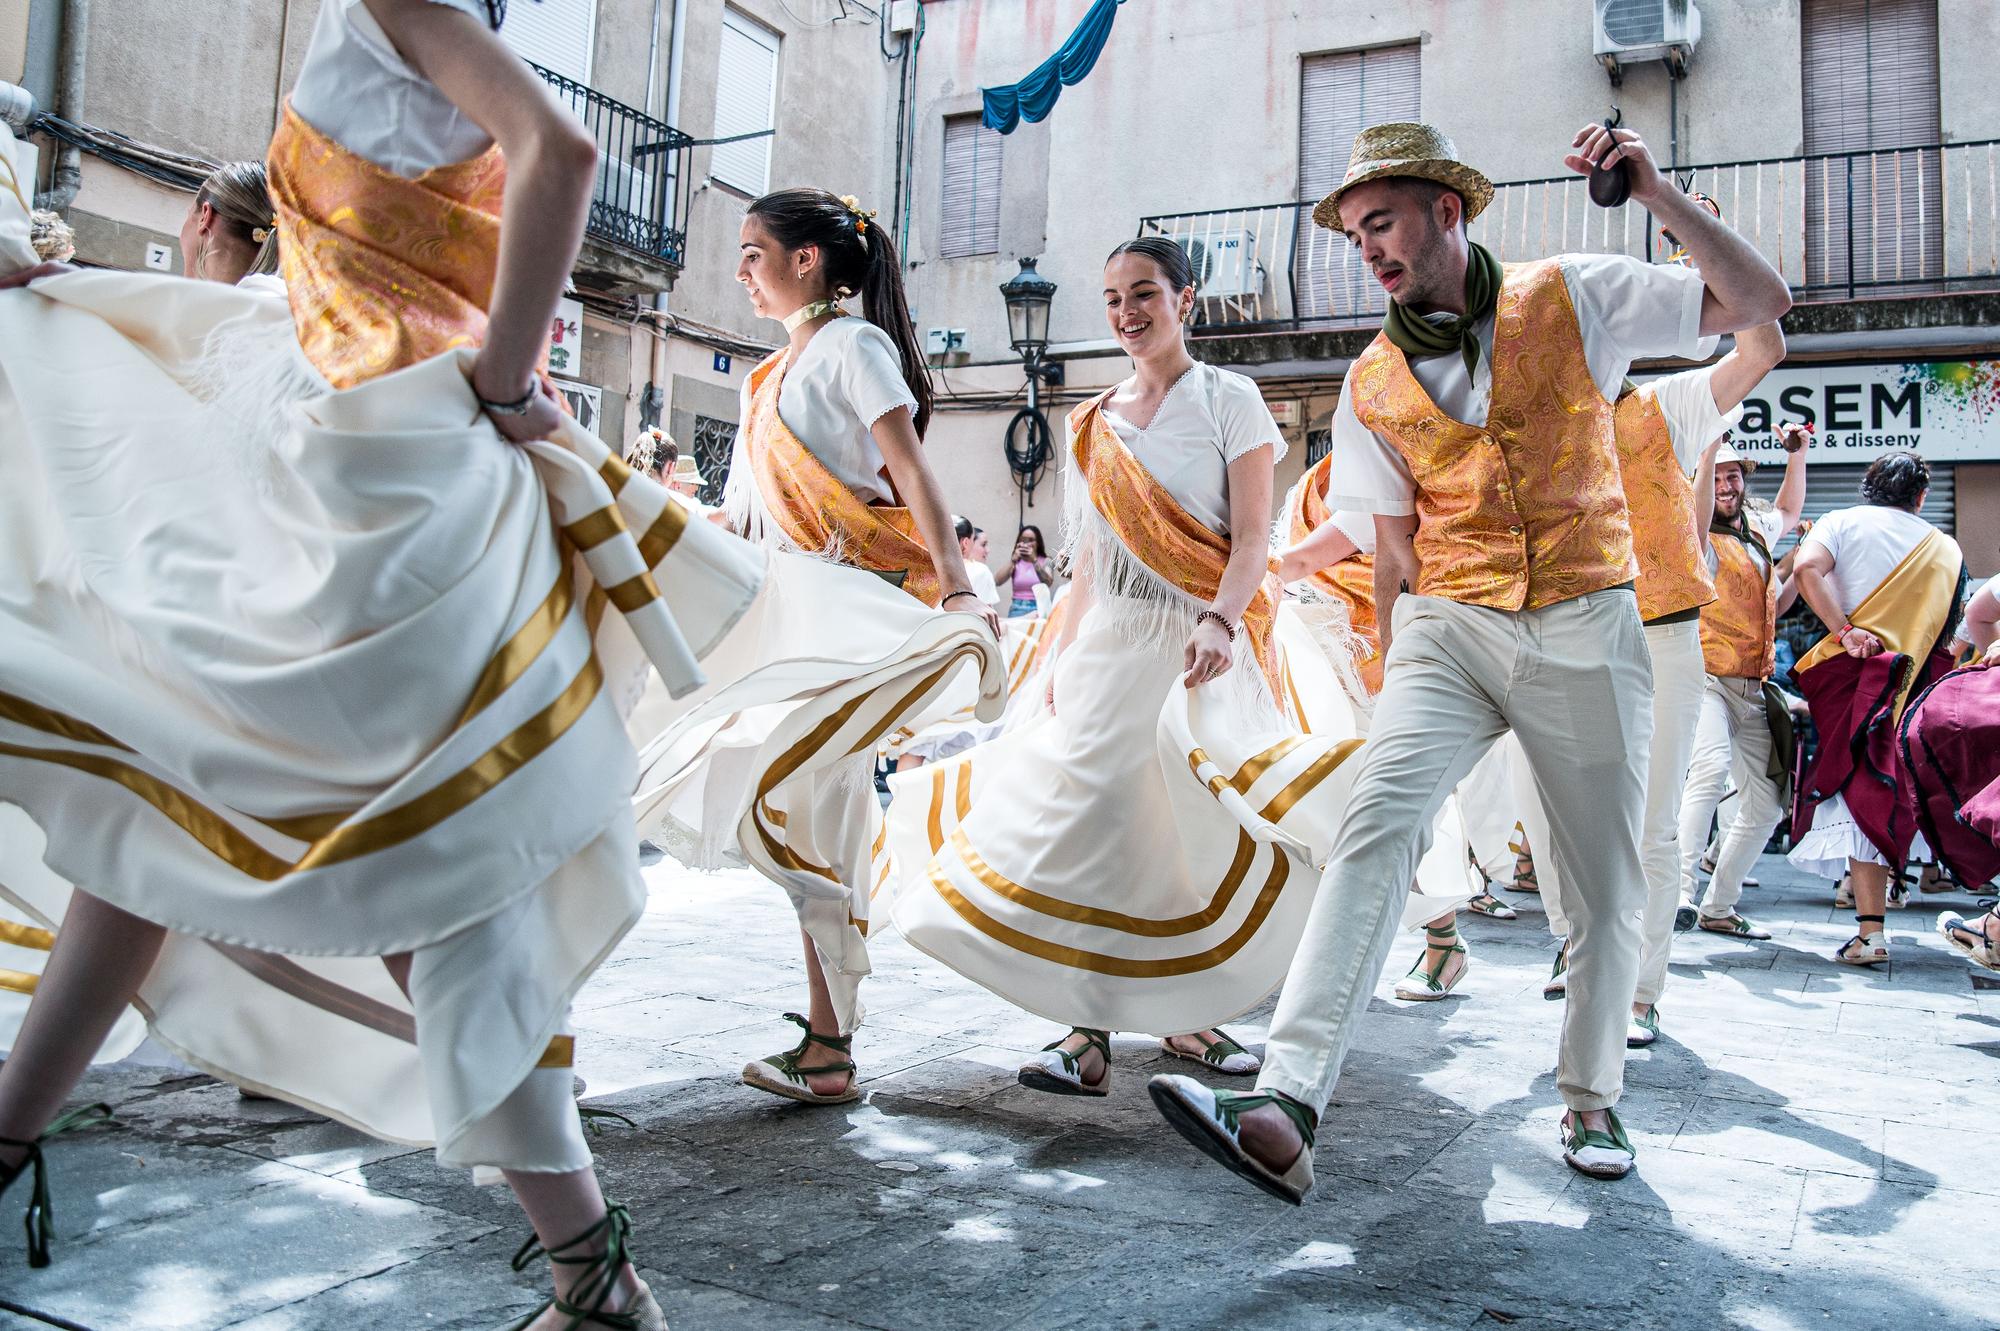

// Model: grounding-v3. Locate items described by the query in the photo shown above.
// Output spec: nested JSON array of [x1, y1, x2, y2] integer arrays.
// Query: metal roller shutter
[[1747, 460, 1954, 550], [501, 0, 596, 85], [1295, 44, 1420, 321], [940, 115, 1003, 259], [713, 9, 780, 196]]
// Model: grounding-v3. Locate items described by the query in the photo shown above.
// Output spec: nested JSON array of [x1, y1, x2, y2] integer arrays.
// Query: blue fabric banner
[[981, 0, 1127, 135]]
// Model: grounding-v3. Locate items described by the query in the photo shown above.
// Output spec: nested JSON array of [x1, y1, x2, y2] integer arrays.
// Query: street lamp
[[999, 257, 1062, 511]]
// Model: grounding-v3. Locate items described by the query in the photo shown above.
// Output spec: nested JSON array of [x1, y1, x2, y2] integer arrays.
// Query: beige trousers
[[1678, 674, 1784, 919], [1259, 587, 1653, 1113], [1541, 618, 1706, 1006]]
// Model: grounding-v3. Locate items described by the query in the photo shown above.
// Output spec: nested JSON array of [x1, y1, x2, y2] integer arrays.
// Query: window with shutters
[[1294, 45, 1420, 322], [713, 9, 780, 196], [1800, 0, 1942, 295], [500, 0, 597, 85], [940, 115, 1003, 259]]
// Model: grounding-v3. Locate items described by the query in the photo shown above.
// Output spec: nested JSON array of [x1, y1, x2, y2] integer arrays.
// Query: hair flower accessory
[[838, 193, 878, 237]]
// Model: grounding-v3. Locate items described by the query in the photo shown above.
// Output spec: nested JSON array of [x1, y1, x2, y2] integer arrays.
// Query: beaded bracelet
[[1194, 609, 1237, 641]]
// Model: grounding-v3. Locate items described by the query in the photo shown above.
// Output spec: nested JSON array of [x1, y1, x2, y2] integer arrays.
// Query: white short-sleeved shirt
[[1327, 255, 1709, 514], [1643, 363, 1741, 475], [1327, 509, 1377, 555], [775, 318, 917, 506], [1798, 505, 1951, 618], [1100, 362, 1286, 535], [965, 559, 1001, 607], [290, 0, 495, 177]]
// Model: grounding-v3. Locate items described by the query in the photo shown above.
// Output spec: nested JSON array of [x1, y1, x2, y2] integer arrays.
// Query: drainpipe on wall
[[33, 0, 84, 211]]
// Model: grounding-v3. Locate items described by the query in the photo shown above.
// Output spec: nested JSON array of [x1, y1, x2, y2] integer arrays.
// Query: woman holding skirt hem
[[886, 239, 1366, 1094], [630, 189, 1004, 1106]]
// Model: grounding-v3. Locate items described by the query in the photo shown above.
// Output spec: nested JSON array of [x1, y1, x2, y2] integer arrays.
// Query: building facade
[[898, 0, 2000, 576]]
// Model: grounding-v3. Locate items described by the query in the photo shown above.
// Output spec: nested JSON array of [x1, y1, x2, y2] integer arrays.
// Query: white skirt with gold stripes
[[630, 550, 1008, 1032], [884, 594, 1370, 1036], [0, 180, 765, 1168]]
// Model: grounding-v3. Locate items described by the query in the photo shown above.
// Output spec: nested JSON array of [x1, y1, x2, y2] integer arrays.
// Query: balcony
[[534, 65, 694, 296], [1137, 140, 2000, 341]]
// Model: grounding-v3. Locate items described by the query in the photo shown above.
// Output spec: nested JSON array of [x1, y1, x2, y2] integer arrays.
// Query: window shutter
[[1296, 44, 1420, 320], [940, 115, 1003, 258], [712, 9, 779, 195], [1801, 0, 1941, 292], [500, 0, 596, 86]]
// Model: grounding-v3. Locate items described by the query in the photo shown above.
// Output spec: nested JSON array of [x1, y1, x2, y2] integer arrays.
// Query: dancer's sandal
[[1834, 874, 1854, 909], [740, 1012, 859, 1105], [1511, 851, 1540, 894], [1465, 891, 1517, 920], [1159, 1028, 1260, 1075], [1626, 1006, 1661, 1049], [1393, 925, 1468, 1001], [1018, 1027, 1110, 1096], [1147, 1075, 1317, 1205], [1560, 1107, 1635, 1180], [509, 1203, 666, 1330], [1542, 939, 1570, 1000], [1835, 918, 1889, 967], [1698, 912, 1772, 940], [0, 1103, 114, 1268], [1697, 850, 1757, 888], [1937, 908, 2000, 972]]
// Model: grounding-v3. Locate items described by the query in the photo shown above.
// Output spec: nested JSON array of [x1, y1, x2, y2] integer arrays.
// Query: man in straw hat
[[1675, 426, 1807, 945], [1150, 120, 1791, 1192]]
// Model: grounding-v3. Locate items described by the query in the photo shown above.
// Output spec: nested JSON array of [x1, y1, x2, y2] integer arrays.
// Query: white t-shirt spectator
[[965, 558, 1001, 608]]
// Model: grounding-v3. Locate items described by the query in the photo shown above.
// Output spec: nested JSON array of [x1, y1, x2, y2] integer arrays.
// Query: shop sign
[[1704, 360, 2000, 464]]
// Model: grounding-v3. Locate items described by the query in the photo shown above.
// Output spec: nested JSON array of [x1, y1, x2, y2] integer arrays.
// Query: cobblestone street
[[7, 852, 1997, 1331]]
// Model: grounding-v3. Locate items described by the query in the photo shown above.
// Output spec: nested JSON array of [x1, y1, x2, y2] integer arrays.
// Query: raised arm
[[1372, 513, 1420, 659], [363, 0, 600, 443], [1693, 438, 1720, 560], [1770, 422, 1809, 536], [1707, 322, 1785, 414], [1566, 124, 1792, 337]]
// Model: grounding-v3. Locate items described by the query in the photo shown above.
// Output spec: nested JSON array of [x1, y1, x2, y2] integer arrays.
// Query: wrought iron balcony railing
[[534, 64, 694, 270], [1137, 139, 2000, 334]]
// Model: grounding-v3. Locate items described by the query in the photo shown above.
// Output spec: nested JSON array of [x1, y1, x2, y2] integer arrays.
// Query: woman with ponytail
[[629, 186, 1003, 1107]]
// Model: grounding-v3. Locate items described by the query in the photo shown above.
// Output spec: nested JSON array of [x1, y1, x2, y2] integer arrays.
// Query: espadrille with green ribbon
[[1159, 1027, 1259, 1075], [1149, 1075, 1319, 1205], [740, 1012, 859, 1105], [0, 1102, 114, 1268], [1019, 1027, 1111, 1096], [1394, 923, 1468, 1001], [1560, 1107, 1635, 1179], [509, 1203, 665, 1330]]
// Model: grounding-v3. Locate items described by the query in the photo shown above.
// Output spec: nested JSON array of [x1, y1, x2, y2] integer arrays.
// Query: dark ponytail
[[748, 187, 934, 438]]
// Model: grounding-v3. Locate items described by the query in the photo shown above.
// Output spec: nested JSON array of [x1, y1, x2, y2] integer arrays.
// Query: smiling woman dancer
[[631, 188, 1004, 1107], [0, 0, 780, 1323], [885, 238, 1364, 1095]]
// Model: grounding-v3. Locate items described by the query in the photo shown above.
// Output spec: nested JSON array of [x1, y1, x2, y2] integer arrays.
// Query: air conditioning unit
[[1176, 230, 1263, 300], [1594, 0, 1701, 83]]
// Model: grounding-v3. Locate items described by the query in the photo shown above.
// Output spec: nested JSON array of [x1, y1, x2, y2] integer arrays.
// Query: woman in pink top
[[1007, 524, 1053, 616]]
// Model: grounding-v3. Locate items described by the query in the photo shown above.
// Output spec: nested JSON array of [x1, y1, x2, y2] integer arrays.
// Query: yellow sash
[[1071, 396, 1282, 699], [1284, 454, 1383, 695], [1796, 527, 1961, 723], [743, 341, 939, 606], [268, 102, 511, 390]]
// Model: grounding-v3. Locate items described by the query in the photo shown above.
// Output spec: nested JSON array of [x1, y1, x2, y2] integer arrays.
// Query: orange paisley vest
[[1348, 259, 1636, 611], [1700, 526, 1777, 678], [1614, 387, 1716, 623]]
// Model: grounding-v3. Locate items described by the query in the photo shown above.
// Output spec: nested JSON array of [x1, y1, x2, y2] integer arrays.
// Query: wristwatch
[[479, 383, 538, 416]]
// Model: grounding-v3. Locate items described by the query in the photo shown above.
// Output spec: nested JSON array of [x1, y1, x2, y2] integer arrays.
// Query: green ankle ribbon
[[1381, 241, 1503, 377]]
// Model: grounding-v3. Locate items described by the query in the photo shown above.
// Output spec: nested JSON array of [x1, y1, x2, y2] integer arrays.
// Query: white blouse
[[1101, 362, 1286, 535], [774, 317, 918, 505], [289, 0, 495, 177]]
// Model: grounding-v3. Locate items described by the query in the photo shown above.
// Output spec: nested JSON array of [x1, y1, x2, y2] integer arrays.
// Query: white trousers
[[1543, 619, 1706, 1006], [1258, 588, 1653, 1113], [1677, 674, 1785, 919]]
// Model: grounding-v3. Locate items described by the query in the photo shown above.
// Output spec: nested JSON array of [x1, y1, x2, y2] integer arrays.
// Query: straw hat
[[670, 453, 708, 489], [1713, 437, 1757, 474], [1312, 122, 1494, 234]]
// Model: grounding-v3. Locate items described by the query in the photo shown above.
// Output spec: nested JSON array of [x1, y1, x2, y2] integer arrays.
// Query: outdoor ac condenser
[[1593, 0, 1701, 81], [1176, 231, 1262, 300]]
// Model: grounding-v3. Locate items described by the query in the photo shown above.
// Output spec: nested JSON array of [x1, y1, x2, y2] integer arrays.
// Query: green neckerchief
[[1381, 242, 1504, 378], [1711, 509, 1775, 581]]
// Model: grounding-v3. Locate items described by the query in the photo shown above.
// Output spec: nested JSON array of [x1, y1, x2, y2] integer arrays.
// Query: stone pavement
[[5, 851, 1997, 1331]]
